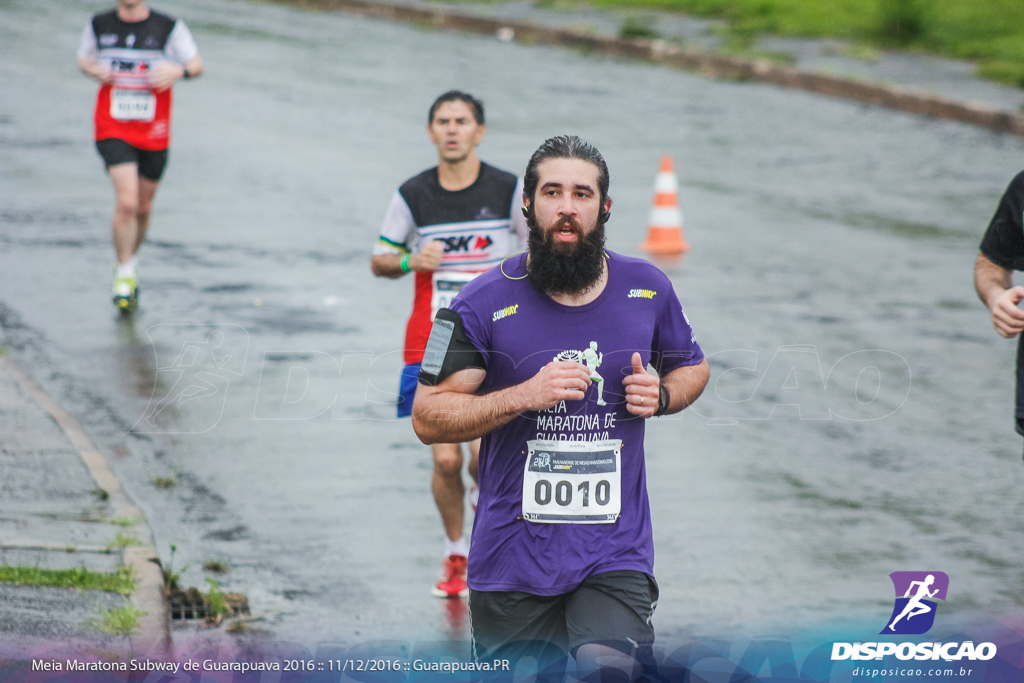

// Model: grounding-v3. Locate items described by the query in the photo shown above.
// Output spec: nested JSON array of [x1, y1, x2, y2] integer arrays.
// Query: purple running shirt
[[448, 251, 704, 594]]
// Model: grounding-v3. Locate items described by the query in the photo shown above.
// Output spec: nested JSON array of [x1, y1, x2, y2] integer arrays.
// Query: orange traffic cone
[[639, 156, 689, 256]]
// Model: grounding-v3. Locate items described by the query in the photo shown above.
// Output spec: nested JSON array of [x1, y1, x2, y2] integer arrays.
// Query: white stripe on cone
[[654, 172, 678, 194], [647, 206, 684, 228]]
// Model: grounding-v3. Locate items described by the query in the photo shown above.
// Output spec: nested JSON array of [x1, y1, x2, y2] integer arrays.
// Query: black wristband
[[654, 384, 670, 417], [182, 67, 191, 80]]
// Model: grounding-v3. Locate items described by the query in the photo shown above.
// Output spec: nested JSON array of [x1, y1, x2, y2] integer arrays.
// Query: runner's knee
[[115, 195, 139, 218], [432, 444, 463, 476]]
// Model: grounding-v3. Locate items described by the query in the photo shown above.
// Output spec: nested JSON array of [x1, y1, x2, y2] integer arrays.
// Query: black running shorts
[[96, 138, 168, 181], [469, 570, 659, 669]]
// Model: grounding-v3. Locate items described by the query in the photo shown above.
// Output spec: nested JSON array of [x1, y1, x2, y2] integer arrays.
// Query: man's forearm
[[371, 253, 408, 278], [371, 249, 440, 278], [412, 382, 526, 444], [183, 53, 204, 80], [975, 253, 1011, 309], [77, 57, 105, 81], [660, 359, 709, 416]]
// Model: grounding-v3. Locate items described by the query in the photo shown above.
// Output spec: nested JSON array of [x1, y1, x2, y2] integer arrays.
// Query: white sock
[[445, 536, 469, 558], [128, 256, 138, 270], [116, 262, 136, 278]]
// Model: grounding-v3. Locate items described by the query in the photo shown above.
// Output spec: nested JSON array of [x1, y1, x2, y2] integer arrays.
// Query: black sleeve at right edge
[[980, 170, 1024, 271]]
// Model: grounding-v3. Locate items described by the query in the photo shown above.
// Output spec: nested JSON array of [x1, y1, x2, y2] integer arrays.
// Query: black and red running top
[[78, 9, 198, 150]]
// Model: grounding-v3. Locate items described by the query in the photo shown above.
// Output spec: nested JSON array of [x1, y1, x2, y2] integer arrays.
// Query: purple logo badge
[[881, 571, 949, 635]]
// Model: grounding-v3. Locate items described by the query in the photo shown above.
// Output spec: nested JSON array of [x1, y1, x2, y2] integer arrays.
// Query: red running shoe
[[432, 554, 469, 598]]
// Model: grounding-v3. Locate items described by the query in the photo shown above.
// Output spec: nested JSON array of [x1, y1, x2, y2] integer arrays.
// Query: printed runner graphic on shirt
[[554, 341, 607, 406], [523, 439, 621, 523]]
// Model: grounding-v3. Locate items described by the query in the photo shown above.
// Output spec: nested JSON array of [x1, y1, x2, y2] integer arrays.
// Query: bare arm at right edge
[[412, 362, 593, 445], [975, 253, 1024, 338]]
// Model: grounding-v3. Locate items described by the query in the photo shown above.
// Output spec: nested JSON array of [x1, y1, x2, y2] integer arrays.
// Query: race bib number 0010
[[430, 271, 478, 320], [111, 88, 156, 121], [522, 439, 621, 524]]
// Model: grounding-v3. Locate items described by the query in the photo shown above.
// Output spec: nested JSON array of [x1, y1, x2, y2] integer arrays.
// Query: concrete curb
[[278, 0, 1024, 137], [0, 357, 171, 658]]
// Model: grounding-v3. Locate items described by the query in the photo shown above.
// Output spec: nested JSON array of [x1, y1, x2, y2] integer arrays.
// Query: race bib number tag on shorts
[[111, 89, 156, 121], [431, 271, 478, 319], [522, 439, 622, 524]]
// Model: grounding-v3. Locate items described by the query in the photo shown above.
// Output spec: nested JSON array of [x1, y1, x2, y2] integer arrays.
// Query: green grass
[[619, 15, 661, 39], [841, 42, 882, 62], [206, 578, 227, 617], [105, 533, 142, 553], [107, 517, 142, 527], [0, 565, 135, 594], [151, 475, 177, 489], [458, 0, 1024, 87], [203, 560, 229, 574], [979, 61, 1024, 89], [162, 544, 189, 592], [93, 605, 146, 635]]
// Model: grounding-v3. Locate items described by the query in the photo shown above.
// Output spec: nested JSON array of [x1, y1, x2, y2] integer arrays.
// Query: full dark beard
[[526, 214, 606, 296]]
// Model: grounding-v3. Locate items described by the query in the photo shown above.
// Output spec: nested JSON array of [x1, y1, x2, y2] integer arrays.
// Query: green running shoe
[[112, 273, 138, 311]]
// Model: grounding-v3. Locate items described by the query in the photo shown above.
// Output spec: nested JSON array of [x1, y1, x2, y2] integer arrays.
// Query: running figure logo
[[881, 571, 949, 635], [554, 341, 606, 406], [134, 324, 248, 434]]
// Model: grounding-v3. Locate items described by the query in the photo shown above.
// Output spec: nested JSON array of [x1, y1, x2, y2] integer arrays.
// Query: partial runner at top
[[77, 0, 204, 311]]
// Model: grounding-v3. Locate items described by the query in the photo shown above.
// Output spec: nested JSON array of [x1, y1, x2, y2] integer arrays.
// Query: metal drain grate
[[168, 588, 250, 621]]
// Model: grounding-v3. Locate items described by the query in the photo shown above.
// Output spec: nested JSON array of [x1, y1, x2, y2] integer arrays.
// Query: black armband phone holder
[[418, 308, 484, 386]]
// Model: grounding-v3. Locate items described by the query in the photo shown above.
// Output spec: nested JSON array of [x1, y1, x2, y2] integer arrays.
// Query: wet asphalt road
[[3, 0, 1024, 654]]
